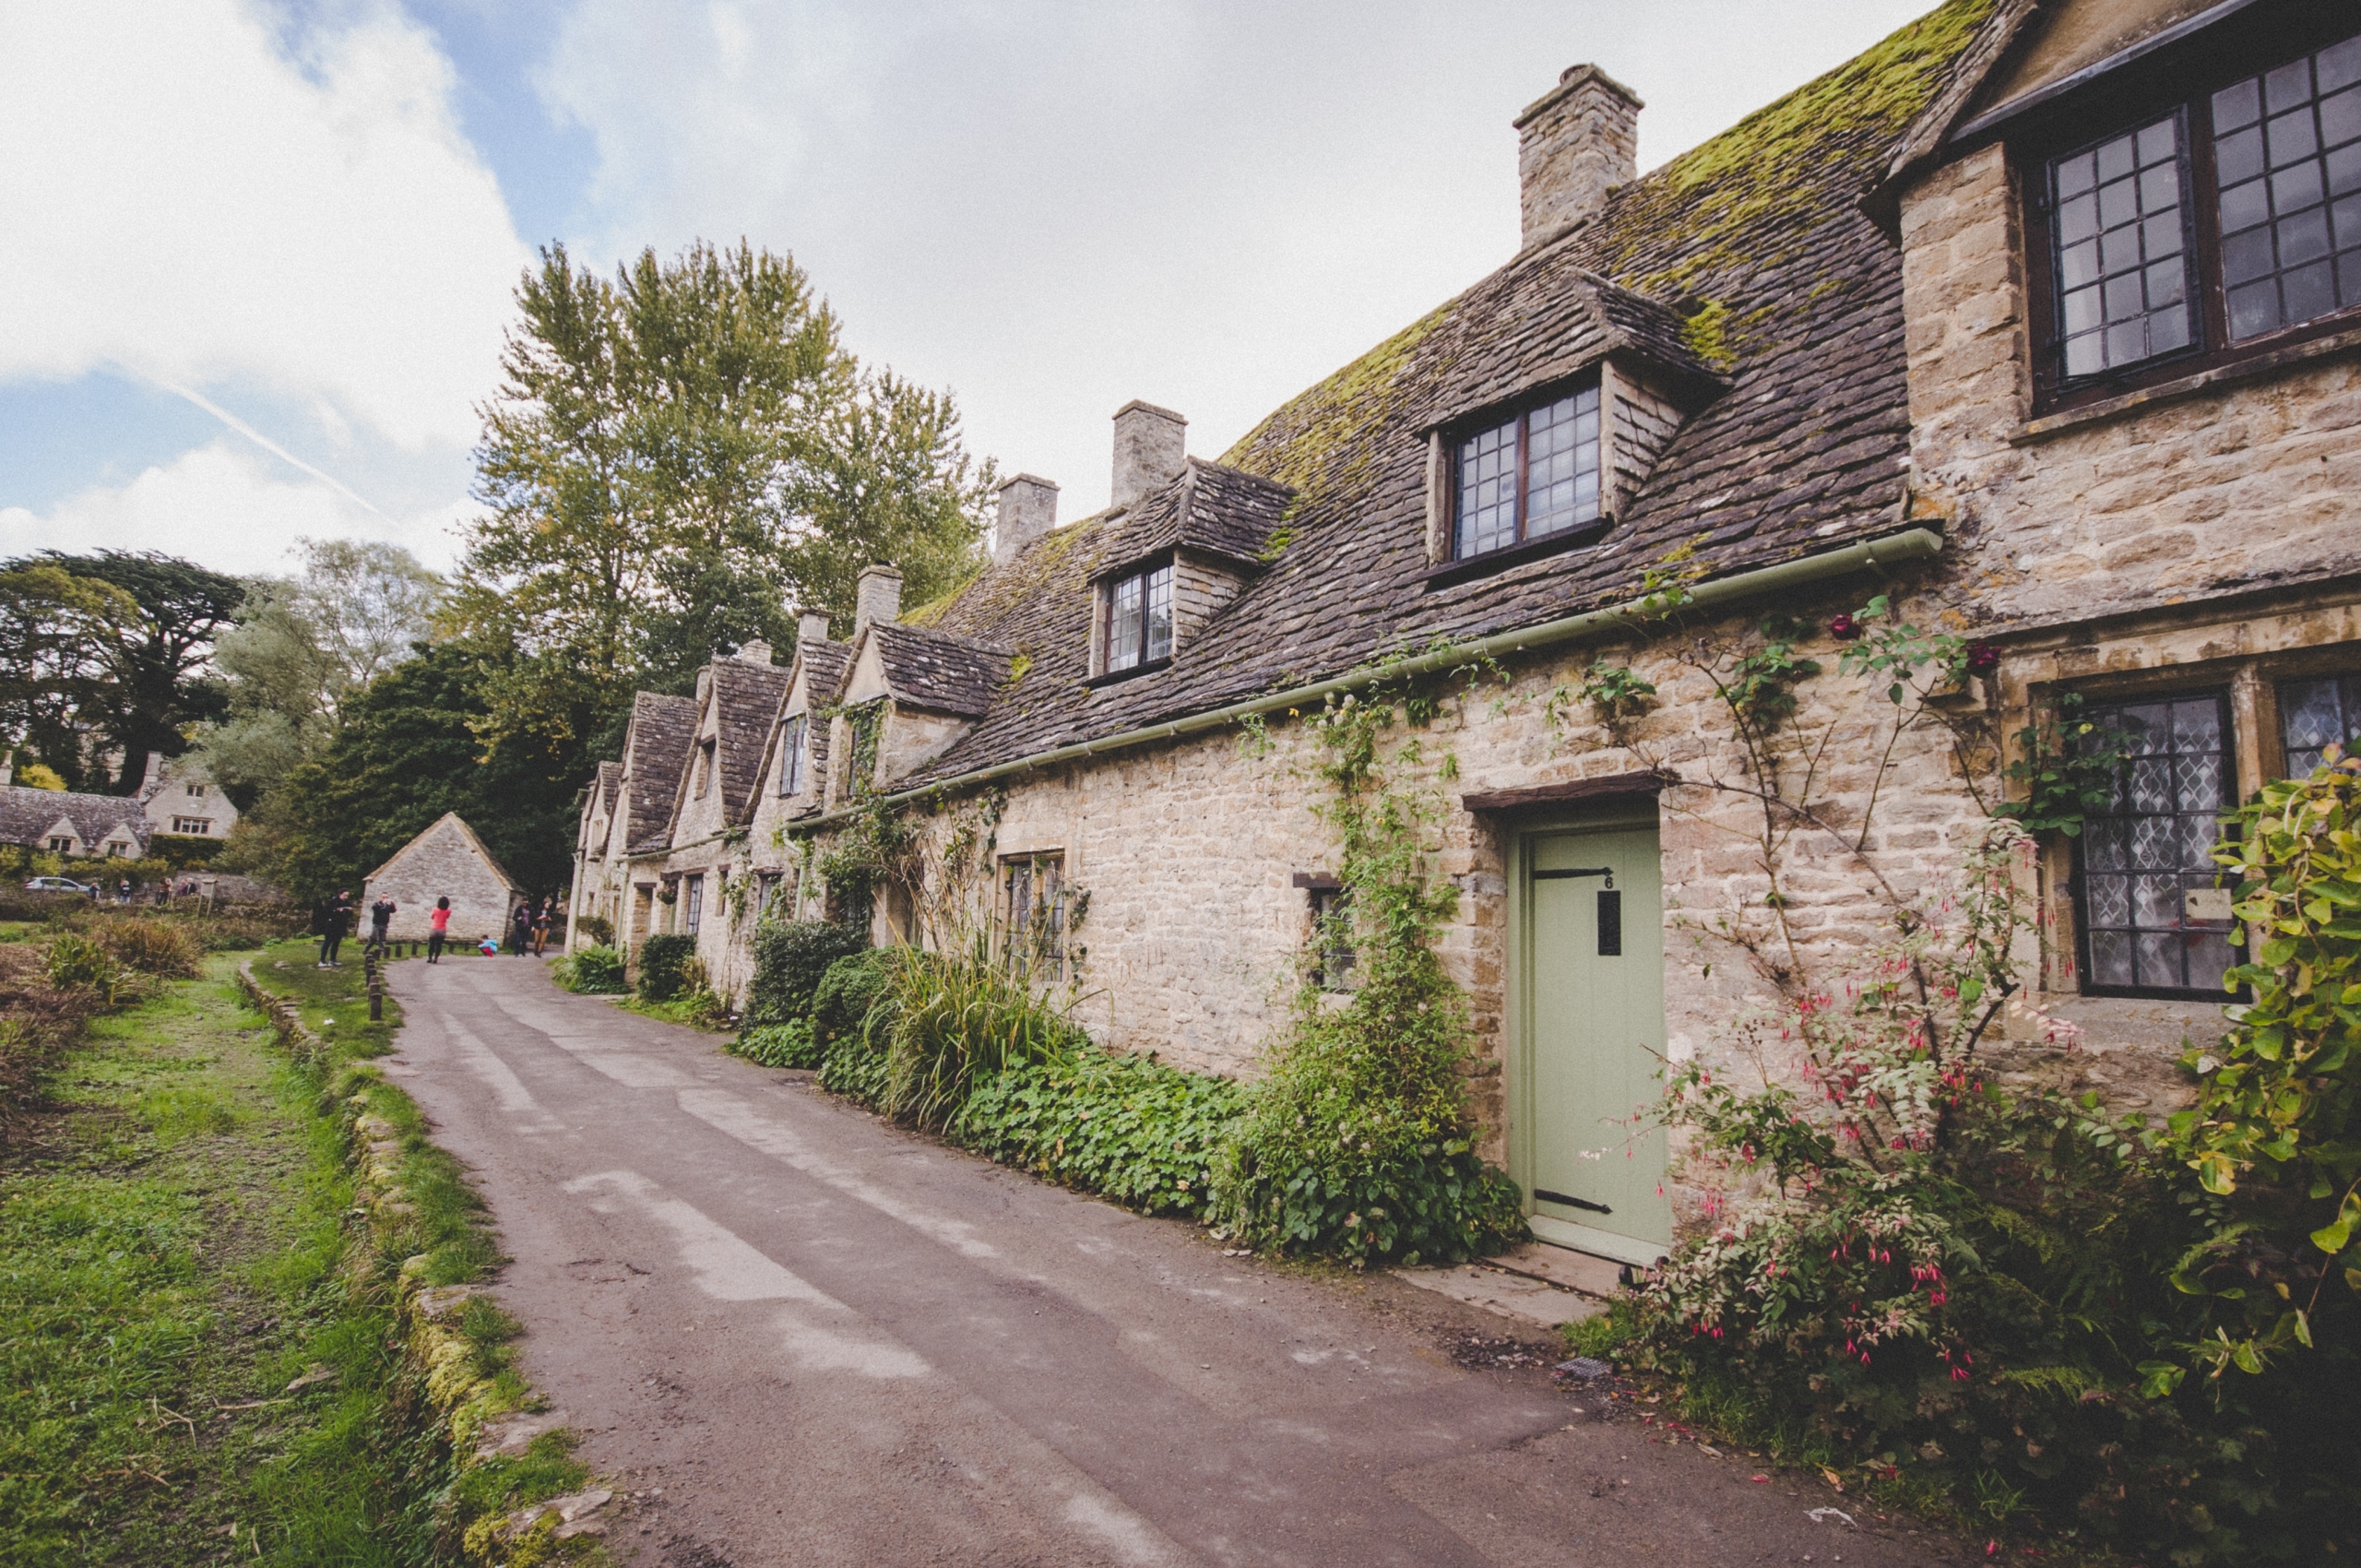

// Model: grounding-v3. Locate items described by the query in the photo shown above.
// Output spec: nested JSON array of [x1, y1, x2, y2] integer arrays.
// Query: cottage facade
[[364, 812, 524, 945], [570, 0, 2361, 1265]]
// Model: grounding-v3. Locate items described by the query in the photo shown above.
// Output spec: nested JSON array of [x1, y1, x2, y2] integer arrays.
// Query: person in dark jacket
[[368, 895, 396, 952], [511, 900, 534, 956], [318, 890, 352, 968]]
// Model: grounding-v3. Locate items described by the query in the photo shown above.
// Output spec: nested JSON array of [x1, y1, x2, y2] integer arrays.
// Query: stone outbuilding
[[364, 813, 525, 945]]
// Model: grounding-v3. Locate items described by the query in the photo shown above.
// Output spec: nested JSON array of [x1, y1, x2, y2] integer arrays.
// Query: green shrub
[[573, 913, 614, 946], [554, 944, 626, 994], [955, 1045, 1243, 1217], [817, 1021, 893, 1106], [733, 1019, 823, 1069], [101, 917, 203, 978], [873, 947, 1084, 1129], [635, 933, 698, 1001], [744, 920, 868, 1024], [812, 948, 896, 1044], [44, 932, 125, 1003], [1209, 691, 1525, 1268]]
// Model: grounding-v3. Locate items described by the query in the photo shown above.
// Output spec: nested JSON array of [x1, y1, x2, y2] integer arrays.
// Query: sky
[[0, 0, 1940, 582]]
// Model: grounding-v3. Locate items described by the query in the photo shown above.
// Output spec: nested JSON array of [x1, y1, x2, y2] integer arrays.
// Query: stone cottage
[[365, 812, 525, 946], [572, 0, 2361, 1267]]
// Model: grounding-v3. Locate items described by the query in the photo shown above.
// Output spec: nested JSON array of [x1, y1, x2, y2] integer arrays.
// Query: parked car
[[23, 876, 97, 897]]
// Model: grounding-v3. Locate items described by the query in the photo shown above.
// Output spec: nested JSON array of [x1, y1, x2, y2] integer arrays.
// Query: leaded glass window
[[778, 713, 809, 796], [1453, 385, 1602, 559], [1003, 855, 1067, 977], [2279, 673, 2361, 777], [2075, 693, 2235, 997], [2049, 114, 2195, 379], [2213, 34, 2361, 341], [1105, 562, 1173, 672], [683, 873, 704, 937]]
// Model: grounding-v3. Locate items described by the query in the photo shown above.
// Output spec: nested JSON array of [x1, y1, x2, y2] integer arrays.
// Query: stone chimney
[[1110, 400, 1186, 512], [1513, 64, 1642, 250], [992, 474, 1060, 566], [798, 611, 831, 648], [853, 564, 903, 639], [734, 639, 773, 665], [0, 750, 11, 787]]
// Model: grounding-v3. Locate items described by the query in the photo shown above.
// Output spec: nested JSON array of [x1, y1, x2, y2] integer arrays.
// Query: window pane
[[780, 715, 806, 795], [1522, 386, 1602, 539], [1109, 574, 1142, 671], [2215, 30, 2361, 340], [2279, 674, 2361, 776], [1455, 418, 1518, 557], [2075, 693, 2235, 995], [2051, 116, 2191, 375], [1144, 564, 1173, 662]]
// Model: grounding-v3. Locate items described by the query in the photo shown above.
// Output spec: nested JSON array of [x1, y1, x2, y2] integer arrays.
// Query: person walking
[[367, 893, 396, 954], [511, 900, 534, 956], [531, 897, 553, 956], [318, 889, 352, 968], [427, 897, 451, 964]]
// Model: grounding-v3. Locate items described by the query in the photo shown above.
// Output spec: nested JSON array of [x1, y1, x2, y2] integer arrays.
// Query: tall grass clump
[[873, 944, 1087, 1130]]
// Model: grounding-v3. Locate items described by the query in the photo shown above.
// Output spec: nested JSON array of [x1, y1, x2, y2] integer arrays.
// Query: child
[[427, 897, 451, 964]]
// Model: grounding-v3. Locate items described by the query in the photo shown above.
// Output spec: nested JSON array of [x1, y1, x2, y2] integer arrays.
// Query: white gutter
[[795, 527, 1944, 830]]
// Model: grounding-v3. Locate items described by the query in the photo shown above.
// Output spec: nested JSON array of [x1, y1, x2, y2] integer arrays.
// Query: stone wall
[[365, 817, 518, 944]]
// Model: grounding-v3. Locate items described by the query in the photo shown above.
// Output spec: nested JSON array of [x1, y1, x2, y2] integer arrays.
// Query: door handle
[[1534, 1188, 1611, 1215], [1533, 866, 1615, 886]]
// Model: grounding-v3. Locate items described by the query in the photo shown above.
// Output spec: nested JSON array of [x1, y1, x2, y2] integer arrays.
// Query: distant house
[[136, 753, 239, 842], [363, 813, 524, 945], [0, 753, 153, 861]]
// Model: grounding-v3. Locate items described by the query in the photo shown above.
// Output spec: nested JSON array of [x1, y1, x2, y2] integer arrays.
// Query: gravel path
[[385, 956, 1969, 1567]]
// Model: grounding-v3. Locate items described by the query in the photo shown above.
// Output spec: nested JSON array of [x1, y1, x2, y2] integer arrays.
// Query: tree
[[196, 540, 443, 805], [453, 239, 991, 752], [226, 642, 584, 903]]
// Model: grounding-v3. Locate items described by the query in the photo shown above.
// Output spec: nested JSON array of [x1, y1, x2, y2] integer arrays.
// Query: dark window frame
[[694, 738, 716, 799], [1002, 854, 1068, 978], [2277, 670, 2361, 776], [1101, 557, 1175, 676], [2069, 686, 2242, 1003], [1448, 377, 1607, 563], [2019, 8, 2361, 414], [683, 873, 705, 937]]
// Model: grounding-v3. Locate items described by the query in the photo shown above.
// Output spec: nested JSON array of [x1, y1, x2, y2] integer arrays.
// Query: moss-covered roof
[[896, 0, 2005, 788]]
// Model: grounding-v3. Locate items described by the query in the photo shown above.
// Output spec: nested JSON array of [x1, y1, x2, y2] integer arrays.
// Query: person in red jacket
[[427, 897, 452, 964]]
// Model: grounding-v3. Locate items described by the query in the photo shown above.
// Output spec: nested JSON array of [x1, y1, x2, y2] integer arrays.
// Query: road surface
[[384, 956, 1963, 1567]]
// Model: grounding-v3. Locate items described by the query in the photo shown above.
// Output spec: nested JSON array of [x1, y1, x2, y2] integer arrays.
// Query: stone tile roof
[[594, 761, 622, 819], [623, 692, 699, 853], [0, 785, 151, 853], [894, 0, 2003, 790], [859, 624, 1013, 719], [1090, 459, 1296, 577], [709, 659, 791, 824], [791, 639, 850, 792]]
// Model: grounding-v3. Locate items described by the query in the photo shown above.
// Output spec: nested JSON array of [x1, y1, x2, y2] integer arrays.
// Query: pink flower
[[1829, 613, 1863, 640]]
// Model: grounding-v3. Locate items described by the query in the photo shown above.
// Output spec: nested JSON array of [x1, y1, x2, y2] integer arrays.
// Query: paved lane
[[385, 957, 1963, 1567]]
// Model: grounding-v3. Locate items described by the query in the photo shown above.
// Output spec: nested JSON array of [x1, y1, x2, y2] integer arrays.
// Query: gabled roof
[[623, 692, 699, 852], [753, 638, 849, 815], [0, 785, 151, 851], [1090, 458, 1295, 578], [885, 0, 2001, 791], [367, 811, 522, 892], [851, 624, 1013, 719], [595, 760, 623, 817], [706, 658, 792, 824]]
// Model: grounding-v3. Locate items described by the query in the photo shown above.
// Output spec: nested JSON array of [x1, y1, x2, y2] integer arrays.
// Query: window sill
[[1421, 518, 1610, 590], [1083, 657, 1172, 690], [2015, 322, 2361, 445]]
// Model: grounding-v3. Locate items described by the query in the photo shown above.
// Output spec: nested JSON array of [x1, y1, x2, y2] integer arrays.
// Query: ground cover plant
[[552, 944, 626, 994]]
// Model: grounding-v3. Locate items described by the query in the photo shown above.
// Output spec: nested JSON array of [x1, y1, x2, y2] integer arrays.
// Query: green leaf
[[2312, 1218, 2353, 1254], [2137, 1360, 2187, 1398]]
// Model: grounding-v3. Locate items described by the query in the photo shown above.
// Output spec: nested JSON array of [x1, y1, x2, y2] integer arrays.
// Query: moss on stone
[[1679, 299, 1734, 368]]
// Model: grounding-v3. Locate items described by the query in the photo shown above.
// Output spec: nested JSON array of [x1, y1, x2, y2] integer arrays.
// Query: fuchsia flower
[[1828, 613, 1864, 640]]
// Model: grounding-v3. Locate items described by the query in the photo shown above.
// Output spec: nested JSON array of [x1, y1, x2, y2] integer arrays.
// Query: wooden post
[[368, 965, 384, 1022]]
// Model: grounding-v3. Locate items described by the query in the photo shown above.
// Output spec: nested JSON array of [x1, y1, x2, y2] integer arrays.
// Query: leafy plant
[[811, 948, 896, 1046], [955, 1045, 1245, 1217], [554, 944, 626, 994], [2003, 691, 2134, 836], [99, 918, 202, 979], [733, 1018, 824, 1069], [573, 913, 615, 946], [635, 933, 698, 1001], [744, 919, 868, 1024], [872, 946, 1084, 1131], [44, 933, 125, 1003]]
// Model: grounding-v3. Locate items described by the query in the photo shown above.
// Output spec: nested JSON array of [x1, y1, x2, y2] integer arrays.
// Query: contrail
[[152, 379, 390, 520]]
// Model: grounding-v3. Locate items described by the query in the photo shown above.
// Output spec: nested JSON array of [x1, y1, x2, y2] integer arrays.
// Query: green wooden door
[[1523, 826, 1670, 1263]]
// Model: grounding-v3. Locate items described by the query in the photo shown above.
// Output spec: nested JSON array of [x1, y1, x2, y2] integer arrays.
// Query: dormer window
[[1454, 383, 1602, 559], [1105, 561, 1173, 672], [778, 714, 809, 796]]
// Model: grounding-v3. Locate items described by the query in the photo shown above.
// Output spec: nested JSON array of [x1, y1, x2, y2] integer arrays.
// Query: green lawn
[[0, 948, 436, 1566]]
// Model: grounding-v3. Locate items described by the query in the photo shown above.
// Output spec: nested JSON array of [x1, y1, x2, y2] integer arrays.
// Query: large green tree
[[0, 551, 243, 791], [230, 642, 583, 903], [453, 239, 992, 755]]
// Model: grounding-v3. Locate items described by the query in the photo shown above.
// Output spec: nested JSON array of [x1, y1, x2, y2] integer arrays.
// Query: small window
[[1106, 564, 1173, 672], [47, 836, 71, 853], [2213, 37, 2361, 341], [778, 713, 809, 796], [2279, 673, 2361, 776], [1309, 885, 1356, 992], [683, 873, 704, 936], [185, 782, 205, 797], [2073, 691, 2236, 998], [1003, 855, 1067, 977], [694, 739, 716, 799], [1454, 384, 1602, 559], [172, 816, 210, 835], [755, 872, 782, 921], [2047, 113, 2196, 379]]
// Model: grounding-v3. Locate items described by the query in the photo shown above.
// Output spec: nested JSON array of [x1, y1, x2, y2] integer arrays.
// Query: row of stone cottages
[[571, 0, 2361, 1265]]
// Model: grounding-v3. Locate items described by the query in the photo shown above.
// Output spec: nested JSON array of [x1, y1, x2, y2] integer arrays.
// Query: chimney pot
[[992, 474, 1061, 565], [1513, 64, 1642, 250], [853, 564, 903, 638], [1110, 400, 1186, 512], [798, 611, 831, 648]]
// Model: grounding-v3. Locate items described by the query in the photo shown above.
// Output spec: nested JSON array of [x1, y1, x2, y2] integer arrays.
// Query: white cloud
[[0, 441, 473, 578], [0, 0, 529, 451]]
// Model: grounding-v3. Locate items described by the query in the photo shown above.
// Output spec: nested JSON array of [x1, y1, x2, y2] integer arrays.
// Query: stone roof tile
[[709, 659, 792, 823], [865, 624, 1012, 719], [0, 786, 150, 853], [624, 692, 699, 852]]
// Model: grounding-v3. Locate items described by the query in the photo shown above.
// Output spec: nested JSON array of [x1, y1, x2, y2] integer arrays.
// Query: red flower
[[1828, 613, 1863, 640], [1964, 640, 2001, 673]]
